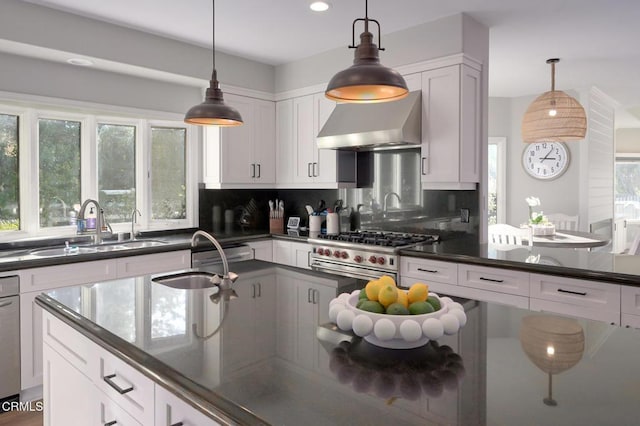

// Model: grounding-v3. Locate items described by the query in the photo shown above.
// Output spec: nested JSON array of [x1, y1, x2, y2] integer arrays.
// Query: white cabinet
[[21, 250, 189, 392], [247, 239, 273, 262], [529, 273, 621, 325], [276, 93, 356, 188], [115, 249, 191, 278], [155, 385, 219, 426], [400, 257, 458, 286], [621, 286, 640, 328], [271, 239, 311, 269], [221, 273, 276, 376], [456, 264, 529, 309], [203, 94, 276, 188], [420, 64, 481, 189]]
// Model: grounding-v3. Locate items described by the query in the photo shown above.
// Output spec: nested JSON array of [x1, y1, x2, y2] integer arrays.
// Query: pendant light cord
[[212, 0, 216, 77], [364, 0, 369, 32], [551, 61, 555, 91]]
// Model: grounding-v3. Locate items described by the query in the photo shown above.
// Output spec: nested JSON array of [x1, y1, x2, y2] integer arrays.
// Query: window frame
[[488, 136, 507, 225], [0, 103, 198, 242]]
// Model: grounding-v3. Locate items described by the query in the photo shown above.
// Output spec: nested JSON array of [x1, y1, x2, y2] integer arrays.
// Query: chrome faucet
[[191, 230, 239, 303], [77, 199, 109, 244], [130, 209, 141, 240], [383, 192, 402, 213]]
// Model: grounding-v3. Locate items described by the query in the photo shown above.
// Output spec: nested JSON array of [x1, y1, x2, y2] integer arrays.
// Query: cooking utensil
[[334, 199, 343, 213], [317, 200, 326, 214], [305, 205, 314, 215]]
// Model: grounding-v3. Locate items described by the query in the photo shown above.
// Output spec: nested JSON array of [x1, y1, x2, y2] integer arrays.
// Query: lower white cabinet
[[247, 239, 273, 262], [43, 310, 218, 426], [621, 286, 640, 328], [155, 386, 219, 426], [272, 239, 311, 269], [400, 257, 458, 286], [529, 273, 621, 325], [21, 250, 191, 392]]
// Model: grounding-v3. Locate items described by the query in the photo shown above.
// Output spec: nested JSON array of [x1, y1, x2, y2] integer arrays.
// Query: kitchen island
[[36, 259, 640, 425]]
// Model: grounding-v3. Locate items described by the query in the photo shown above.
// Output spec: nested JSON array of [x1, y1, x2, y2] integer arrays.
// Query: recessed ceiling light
[[310, 2, 330, 12], [66, 58, 94, 66]]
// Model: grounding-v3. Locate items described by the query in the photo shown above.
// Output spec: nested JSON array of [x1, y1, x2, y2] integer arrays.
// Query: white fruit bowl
[[329, 290, 467, 349]]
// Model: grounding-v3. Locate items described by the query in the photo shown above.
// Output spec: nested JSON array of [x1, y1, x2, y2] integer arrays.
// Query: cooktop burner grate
[[314, 231, 439, 247]]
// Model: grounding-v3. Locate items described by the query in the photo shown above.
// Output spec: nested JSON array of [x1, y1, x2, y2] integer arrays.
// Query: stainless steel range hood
[[317, 91, 421, 151]]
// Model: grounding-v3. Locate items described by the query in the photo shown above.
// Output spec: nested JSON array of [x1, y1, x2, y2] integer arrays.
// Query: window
[[615, 156, 640, 248], [98, 123, 136, 224], [488, 137, 506, 225], [0, 113, 19, 231], [38, 118, 81, 228], [0, 102, 197, 241], [151, 127, 186, 220]]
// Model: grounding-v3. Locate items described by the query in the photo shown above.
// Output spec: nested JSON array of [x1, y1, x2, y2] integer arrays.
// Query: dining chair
[[488, 224, 525, 245], [629, 233, 640, 255], [546, 213, 579, 231]]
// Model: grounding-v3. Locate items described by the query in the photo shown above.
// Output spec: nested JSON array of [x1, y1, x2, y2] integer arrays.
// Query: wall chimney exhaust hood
[[317, 91, 421, 151]]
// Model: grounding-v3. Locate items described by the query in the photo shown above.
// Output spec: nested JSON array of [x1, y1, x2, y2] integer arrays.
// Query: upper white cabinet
[[419, 63, 481, 189], [276, 93, 356, 188], [203, 93, 276, 188]]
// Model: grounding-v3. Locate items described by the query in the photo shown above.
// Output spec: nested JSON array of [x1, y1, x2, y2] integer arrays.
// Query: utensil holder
[[270, 217, 284, 234]]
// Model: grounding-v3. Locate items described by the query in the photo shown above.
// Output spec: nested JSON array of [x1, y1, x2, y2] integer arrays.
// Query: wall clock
[[522, 142, 570, 180]]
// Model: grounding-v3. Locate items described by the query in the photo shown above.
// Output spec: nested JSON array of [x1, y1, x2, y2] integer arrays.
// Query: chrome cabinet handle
[[313, 162, 318, 177], [308, 288, 313, 303], [170, 423, 184, 426], [312, 289, 319, 304], [103, 374, 133, 394], [257, 163, 261, 178], [252, 283, 256, 298], [479, 277, 504, 283], [251, 163, 256, 178], [256, 282, 262, 297], [417, 268, 438, 273], [308, 162, 312, 177], [104, 421, 117, 426], [0, 300, 12, 308], [421, 157, 427, 175], [557, 288, 587, 296]]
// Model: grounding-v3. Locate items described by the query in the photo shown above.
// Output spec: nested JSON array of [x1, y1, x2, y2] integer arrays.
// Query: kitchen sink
[[29, 247, 99, 257], [152, 271, 217, 289], [94, 239, 168, 251]]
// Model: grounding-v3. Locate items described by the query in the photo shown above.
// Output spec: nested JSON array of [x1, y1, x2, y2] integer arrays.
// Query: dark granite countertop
[[400, 238, 640, 287], [36, 260, 640, 425]]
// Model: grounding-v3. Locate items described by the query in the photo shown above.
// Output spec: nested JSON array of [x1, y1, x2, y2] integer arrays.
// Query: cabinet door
[[276, 99, 294, 184], [221, 279, 256, 375], [296, 281, 335, 371], [292, 241, 312, 270], [421, 65, 461, 183], [43, 342, 94, 426], [272, 240, 293, 265], [254, 275, 277, 361], [220, 94, 255, 183], [156, 385, 220, 426], [313, 93, 337, 183], [94, 390, 143, 426], [253, 99, 276, 183], [116, 250, 191, 278], [459, 65, 481, 183], [247, 240, 273, 262], [293, 95, 315, 183], [275, 275, 297, 362]]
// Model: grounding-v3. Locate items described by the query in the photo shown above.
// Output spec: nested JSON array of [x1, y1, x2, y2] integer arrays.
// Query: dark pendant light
[[325, 0, 408, 103], [521, 58, 586, 142], [185, 0, 243, 126]]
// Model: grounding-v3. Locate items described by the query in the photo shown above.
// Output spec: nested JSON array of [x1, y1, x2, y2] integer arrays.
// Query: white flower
[[525, 196, 541, 207]]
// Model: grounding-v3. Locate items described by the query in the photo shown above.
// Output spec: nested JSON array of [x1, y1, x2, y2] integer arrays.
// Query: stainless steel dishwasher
[[0, 275, 20, 406]]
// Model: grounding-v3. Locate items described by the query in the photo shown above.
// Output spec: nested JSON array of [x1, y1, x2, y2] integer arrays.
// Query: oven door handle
[[310, 260, 397, 282]]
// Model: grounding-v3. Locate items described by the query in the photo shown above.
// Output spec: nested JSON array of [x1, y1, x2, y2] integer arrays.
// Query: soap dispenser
[[86, 206, 96, 230]]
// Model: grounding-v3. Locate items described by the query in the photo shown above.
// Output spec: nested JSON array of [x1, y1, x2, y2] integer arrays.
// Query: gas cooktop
[[310, 231, 439, 248]]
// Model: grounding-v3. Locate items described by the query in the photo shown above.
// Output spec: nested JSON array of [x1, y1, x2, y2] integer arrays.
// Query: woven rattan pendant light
[[521, 59, 586, 143]]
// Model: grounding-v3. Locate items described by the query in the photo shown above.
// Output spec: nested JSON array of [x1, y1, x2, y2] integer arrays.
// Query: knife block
[[269, 217, 284, 234]]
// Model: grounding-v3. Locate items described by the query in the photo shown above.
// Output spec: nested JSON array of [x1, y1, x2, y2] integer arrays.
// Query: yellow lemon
[[378, 284, 399, 308], [395, 289, 409, 308], [365, 280, 384, 301], [408, 283, 429, 304], [378, 275, 397, 287]]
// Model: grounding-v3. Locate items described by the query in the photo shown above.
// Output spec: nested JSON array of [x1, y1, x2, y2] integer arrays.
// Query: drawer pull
[[557, 288, 587, 296], [103, 374, 134, 394], [105, 421, 117, 426], [479, 277, 504, 283], [417, 268, 438, 273], [170, 423, 184, 426]]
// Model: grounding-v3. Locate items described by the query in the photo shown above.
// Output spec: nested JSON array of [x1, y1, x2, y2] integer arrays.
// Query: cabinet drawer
[[621, 313, 640, 329], [621, 286, 640, 316], [116, 249, 191, 278], [42, 311, 93, 377], [530, 298, 620, 325], [156, 385, 220, 426], [94, 389, 143, 426], [21, 259, 117, 292], [400, 257, 457, 286], [458, 264, 529, 296], [93, 346, 155, 425], [530, 273, 620, 311]]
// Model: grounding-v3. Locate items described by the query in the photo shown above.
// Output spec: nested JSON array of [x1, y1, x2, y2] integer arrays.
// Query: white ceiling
[[17, 0, 640, 123]]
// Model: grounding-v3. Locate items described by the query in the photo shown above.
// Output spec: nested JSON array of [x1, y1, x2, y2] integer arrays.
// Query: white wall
[[489, 96, 581, 226], [616, 128, 640, 153]]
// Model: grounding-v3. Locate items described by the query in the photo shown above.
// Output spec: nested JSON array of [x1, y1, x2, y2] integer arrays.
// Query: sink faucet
[[77, 199, 109, 244], [383, 192, 402, 213], [191, 230, 238, 303], [130, 209, 141, 240]]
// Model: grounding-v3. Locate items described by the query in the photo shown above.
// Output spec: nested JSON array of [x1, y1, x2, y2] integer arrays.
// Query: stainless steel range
[[309, 231, 439, 284]]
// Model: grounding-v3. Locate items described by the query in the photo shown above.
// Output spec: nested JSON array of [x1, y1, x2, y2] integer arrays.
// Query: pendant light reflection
[[325, 0, 408, 103], [521, 58, 585, 143], [184, 0, 243, 127]]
